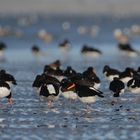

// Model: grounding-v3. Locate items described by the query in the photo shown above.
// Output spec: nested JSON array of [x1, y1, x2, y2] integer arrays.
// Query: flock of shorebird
[[0, 34, 139, 111], [31, 59, 140, 108], [32, 34, 140, 58]]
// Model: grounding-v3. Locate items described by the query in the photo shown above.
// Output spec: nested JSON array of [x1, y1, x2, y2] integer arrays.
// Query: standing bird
[[109, 77, 125, 97], [63, 66, 77, 78], [119, 67, 134, 84], [0, 70, 16, 105], [0, 70, 17, 88], [33, 74, 61, 107], [117, 35, 139, 57], [32, 74, 45, 94], [49, 60, 61, 70], [83, 67, 101, 89], [127, 76, 140, 94], [32, 45, 40, 56], [43, 65, 64, 81], [103, 65, 121, 81], [39, 82, 60, 107], [59, 39, 71, 52], [61, 78, 104, 112], [81, 45, 102, 58], [0, 80, 13, 105], [60, 78, 78, 100]]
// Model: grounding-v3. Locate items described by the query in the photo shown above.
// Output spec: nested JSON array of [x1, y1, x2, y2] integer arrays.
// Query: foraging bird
[[103, 65, 121, 81], [109, 77, 125, 97]]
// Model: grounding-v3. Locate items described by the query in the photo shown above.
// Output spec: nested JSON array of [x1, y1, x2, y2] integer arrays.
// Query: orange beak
[[67, 83, 76, 90]]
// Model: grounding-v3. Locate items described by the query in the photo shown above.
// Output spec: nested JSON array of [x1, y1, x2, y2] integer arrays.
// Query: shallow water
[[0, 15, 140, 139]]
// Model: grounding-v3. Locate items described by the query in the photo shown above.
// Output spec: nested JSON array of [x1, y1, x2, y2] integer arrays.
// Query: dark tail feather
[[97, 94, 104, 98], [90, 87, 103, 94]]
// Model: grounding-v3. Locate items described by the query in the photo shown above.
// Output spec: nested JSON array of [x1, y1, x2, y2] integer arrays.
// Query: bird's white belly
[[120, 77, 132, 83], [129, 87, 140, 94], [121, 51, 138, 57], [0, 87, 10, 98], [82, 52, 100, 58], [62, 91, 77, 100], [79, 96, 97, 104], [107, 75, 119, 81], [47, 84, 56, 94]]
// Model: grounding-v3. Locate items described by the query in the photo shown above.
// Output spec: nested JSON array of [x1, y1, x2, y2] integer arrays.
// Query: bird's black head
[[64, 66, 77, 77], [32, 45, 40, 53], [5, 74, 17, 85], [87, 67, 94, 72], [0, 42, 7, 50], [43, 65, 53, 73], [0, 72, 17, 85], [103, 65, 110, 73], [0, 69, 6, 75]]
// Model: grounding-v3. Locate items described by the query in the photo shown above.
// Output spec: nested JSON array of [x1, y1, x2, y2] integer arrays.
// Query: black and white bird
[[61, 78, 104, 104], [103, 65, 121, 81], [32, 45, 40, 56], [59, 39, 71, 52], [32, 74, 45, 94], [127, 76, 140, 94], [109, 77, 125, 97], [119, 67, 134, 84], [118, 43, 139, 57], [83, 67, 101, 89], [0, 70, 17, 88], [81, 45, 102, 58], [0, 80, 13, 105], [43, 65, 64, 81], [116, 34, 139, 57], [48, 60, 61, 70], [33, 74, 61, 107], [63, 66, 77, 78], [60, 78, 78, 100]]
